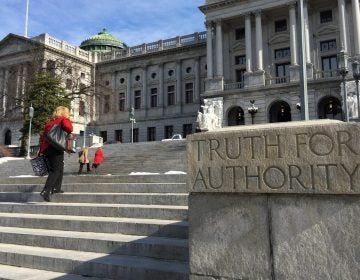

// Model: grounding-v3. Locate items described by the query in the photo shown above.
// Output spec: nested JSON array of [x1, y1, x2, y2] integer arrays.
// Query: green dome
[[80, 29, 126, 52]]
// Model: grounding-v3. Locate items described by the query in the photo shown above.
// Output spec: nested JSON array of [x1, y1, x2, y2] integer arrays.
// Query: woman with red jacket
[[39, 106, 73, 202], [92, 147, 104, 173]]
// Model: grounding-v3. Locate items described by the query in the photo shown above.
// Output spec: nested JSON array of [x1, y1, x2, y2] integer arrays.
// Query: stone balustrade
[[34, 31, 206, 63]]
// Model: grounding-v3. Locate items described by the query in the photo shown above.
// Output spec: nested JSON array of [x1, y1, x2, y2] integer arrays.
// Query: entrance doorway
[[317, 96, 342, 120], [228, 106, 245, 126], [269, 101, 291, 123], [4, 129, 11, 145]]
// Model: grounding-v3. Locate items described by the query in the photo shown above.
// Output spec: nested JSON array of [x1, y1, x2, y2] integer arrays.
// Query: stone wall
[[187, 120, 360, 279]]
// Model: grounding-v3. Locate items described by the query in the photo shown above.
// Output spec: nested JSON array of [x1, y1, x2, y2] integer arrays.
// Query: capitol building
[[1, 0, 360, 146]]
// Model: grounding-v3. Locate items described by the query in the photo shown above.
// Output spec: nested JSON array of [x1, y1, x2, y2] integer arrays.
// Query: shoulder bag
[[46, 123, 76, 153], [30, 155, 49, 176]]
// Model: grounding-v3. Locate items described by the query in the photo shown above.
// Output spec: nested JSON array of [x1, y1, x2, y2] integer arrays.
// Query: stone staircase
[[0, 141, 189, 279]]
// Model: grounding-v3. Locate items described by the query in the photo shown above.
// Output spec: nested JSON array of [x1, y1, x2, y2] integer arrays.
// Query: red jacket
[[40, 117, 73, 153], [93, 148, 104, 164]]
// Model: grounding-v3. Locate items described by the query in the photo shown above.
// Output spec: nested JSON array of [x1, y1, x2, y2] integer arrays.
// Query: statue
[[196, 98, 223, 131]]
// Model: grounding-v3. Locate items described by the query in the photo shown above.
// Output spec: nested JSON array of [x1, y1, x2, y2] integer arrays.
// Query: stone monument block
[[187, 120, 360, 280]]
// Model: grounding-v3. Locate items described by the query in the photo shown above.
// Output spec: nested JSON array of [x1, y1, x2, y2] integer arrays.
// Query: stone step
[[0, 263, 111, 280], [0, 202, 188, 220], [0, 182, 187, 193], [0, 226, 188, 261], [0, 192, 188, 205], [0, 243, 188, 280], [2, 174, 187, 184], [0, 213, 188, 239]]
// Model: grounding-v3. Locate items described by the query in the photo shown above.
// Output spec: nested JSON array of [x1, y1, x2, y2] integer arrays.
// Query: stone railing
[[100, 31, 207, 62], [33, 33, 94, 62], [33, 31, 206, 63]]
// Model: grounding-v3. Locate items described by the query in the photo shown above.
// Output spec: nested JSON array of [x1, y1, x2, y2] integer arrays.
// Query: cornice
[[199, 0, 243, 13]]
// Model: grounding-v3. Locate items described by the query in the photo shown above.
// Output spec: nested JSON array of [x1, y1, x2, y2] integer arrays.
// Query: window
[[131, 128, 139, 142], [150, 88, 158, 107], [164, 125, 174, 139], [235, 55, 246, 65], [134, 90, 141, 109], [320, 10, 333, 23], [186, 67, 192, 73], [182, 124, 192, 138], [105, 80, 110, 86], [168, 69, 174, 76], [79, 83, 86, 90], [119, 92, 125, 111], [120, 78, 125, 84], [236, 69, 245, 87], [79, 130, 84, 136], [151, 73, 157, 79], [135, 75, 140, 81], [167, 85, 175, 106], [321, 56, 338, 77], [46, 60, 56, 76], [275, 19, 287, 32], [235, 28, 245, 40], [115, 129, 123, 142], [147, 127, 156, 141], [80, 72, 85, 79], [185, 83, 193, 104], [320, 40, 337, 52], [66, 67, 72, 75], [275, 63, 290, 84], [100, 131, 107, 143], [66, 79, 72, 90], [104, 95, 110, 113], [79, 100, 85, 116], [275, 48, 290, 60]]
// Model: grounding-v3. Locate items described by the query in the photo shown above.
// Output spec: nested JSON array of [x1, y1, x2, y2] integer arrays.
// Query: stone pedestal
[[187, 120, 360, 280]]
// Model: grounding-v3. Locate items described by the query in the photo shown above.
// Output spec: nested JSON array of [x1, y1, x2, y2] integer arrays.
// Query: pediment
[[231, 41, 245, 51], [0, 34, 36, 57], [268, 33, 290, 45], [315, 24, 338, 36]]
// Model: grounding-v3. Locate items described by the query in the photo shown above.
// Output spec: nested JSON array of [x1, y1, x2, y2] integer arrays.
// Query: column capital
[[288, 1, 297, 8], [205, 20, 213, 28], [254, 10, 262, 17], [215, 19, 222, 25], [244, 12, 252, 19]]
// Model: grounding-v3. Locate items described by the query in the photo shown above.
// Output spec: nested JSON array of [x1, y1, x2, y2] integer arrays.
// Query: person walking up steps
[[78, 146, 90, 174], [92, 146, 104, 173], [39, 106, 73, 202]]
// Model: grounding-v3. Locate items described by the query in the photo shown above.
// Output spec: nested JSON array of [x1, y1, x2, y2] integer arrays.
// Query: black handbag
[[46, 123, 76, 153], [30, 155, 49, 176]]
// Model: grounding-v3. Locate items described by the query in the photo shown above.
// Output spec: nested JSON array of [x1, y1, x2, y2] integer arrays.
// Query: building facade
[[201, 0, 360, 125], [0, 0, 360, 146]]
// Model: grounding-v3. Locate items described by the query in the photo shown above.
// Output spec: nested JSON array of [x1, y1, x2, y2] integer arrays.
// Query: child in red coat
[[92, 147, 104, 173]]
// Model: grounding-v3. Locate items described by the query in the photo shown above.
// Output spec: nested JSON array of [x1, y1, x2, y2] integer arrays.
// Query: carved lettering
[[244, 135, 261, 159], [208, 166, 224, 189], [264, 135, 282, 158], [337, 130, 358, 156], [340, 163, 360, 190], [263, 166, 286, 189], [309, 133, 334, 156], [225, 137, 242, 159], [209, 139, 224, 160]]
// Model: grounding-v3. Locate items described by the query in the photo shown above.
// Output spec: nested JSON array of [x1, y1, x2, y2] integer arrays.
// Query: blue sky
[[0, 0, 205, 47]]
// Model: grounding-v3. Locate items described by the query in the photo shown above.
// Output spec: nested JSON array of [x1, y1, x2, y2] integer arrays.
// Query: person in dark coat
[[39, 106, 73, 202], [91, 147, 104, 173]]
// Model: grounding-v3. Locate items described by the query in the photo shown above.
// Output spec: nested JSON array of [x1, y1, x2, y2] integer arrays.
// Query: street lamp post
[[129, 107, 136, 143], [247, 100, 259, 125], [352, 60, 360, 121], [26, 104, 34, 159], [337, 50, 349, 122]]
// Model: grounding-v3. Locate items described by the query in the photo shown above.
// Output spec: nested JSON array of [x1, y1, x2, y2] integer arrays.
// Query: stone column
[[338, 0, 348, 52], [206, 21, 214, 79], [215, 20, 224, 77], [176, 60, 182, 113], [195, 57, 201, 103], [255, 11, 263, 71], [352, 0, 360, 55], [304, 0, 311, 63], [159, 63, 164, 114], [112, 71, 117, 113], [142, 66, 147, 116], [126, 70, 132, 111], [245, 14, 252, 73], [289, 3, 298, 65]]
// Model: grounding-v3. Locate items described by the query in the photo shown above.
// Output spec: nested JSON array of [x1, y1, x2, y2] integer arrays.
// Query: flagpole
[[25, 0, 29, 37]]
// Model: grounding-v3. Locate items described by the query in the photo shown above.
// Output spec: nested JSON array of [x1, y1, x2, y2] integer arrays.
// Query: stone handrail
[[35, 31, 206, 63]]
